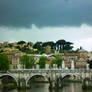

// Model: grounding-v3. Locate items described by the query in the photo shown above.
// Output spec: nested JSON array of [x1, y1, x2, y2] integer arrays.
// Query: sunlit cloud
[[74, 37, 92, 51]]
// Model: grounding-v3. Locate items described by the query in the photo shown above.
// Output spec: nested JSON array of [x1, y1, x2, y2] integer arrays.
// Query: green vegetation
[[51, 59, 57, 68], [21, 55, 36, 69], [17, 41, 26, 45], [0, 53, 10, 71], [0, 39, 75, 54], [88, 60, 92, 69], [51, 55, 63, 68], [55, 55, 63, 68], [15, 39, 74, 54], [38, 56, 47, 69]]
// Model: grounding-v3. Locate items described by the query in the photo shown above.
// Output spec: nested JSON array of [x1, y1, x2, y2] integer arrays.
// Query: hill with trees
[[0, 39, 75, 54]]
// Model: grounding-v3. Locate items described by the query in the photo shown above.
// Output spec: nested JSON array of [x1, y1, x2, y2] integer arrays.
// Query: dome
[[78, 47, 87, 52]]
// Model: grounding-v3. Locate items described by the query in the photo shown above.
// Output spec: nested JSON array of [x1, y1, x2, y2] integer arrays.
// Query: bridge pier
[[82, 78, 92, 90], [17, 78, 27, 89], [0, 79, 2, 88], [48, 77, 56, 90], [48, 75, 62, 91]]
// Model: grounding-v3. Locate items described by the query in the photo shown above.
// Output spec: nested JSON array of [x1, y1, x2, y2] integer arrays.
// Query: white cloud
[[0, 24, 92, 51], [74, 37, 92, 51]]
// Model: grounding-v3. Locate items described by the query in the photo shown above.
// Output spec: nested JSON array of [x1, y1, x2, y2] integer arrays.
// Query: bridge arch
[[26, 74, 48, 86], [0, 74, 18, 85], [60, 73, 83, 82]]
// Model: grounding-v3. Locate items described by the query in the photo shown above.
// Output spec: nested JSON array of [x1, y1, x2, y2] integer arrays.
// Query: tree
[[55, 55, 63, 68], [0, 53, 10, 71], [8, 44, 13, 48], [42, 41, 55, 50], [64, 42, 73, 51], [17, 41, 26, 45], [56, 39, 66, 51], [27, 42, 33, 46], [51, 55, 63, 68], [21, 55, 35, 69], [88, 60, 92, 69], [56, 39, 73, 52], [33, 42, 42, 53], [38, 56, 47, 69], [51, 59, 57, 68]]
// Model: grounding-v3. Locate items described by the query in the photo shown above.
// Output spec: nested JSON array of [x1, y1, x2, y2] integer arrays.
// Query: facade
[[2, 49, 24, 69], [60, 53, 78, 69], [60, 48, 88, 69], [76, 48, 88, 69], [88, 52, 92, 60], [26, 48, 89, 69]]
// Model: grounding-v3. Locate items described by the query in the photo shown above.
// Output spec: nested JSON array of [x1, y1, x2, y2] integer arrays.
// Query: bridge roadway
[[0, 69, 92, 88]]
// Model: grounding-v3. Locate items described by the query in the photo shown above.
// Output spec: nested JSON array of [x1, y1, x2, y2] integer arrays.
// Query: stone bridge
[[0, 69, 92, 88]]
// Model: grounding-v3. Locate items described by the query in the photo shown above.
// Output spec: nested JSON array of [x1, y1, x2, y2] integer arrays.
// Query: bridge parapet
[[0, 69, 92, 88], [8, 69, 92, 73]]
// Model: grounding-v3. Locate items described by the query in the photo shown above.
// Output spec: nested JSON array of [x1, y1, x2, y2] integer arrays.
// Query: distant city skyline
[[0, 0, 92, 51]]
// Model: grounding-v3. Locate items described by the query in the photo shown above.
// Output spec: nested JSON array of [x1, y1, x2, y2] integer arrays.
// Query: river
[[0, 83, 92, 92]]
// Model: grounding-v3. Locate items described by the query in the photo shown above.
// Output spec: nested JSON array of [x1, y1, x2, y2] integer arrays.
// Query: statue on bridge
[[71, 59, 75, 70], [62, 59, 75, 70]]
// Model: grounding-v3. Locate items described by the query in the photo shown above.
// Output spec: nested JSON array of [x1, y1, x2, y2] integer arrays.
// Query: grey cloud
[[0, 0, 92, 27]]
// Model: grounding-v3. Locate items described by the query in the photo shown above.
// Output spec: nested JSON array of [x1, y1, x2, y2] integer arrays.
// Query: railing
[[8, 69, 92, 73]]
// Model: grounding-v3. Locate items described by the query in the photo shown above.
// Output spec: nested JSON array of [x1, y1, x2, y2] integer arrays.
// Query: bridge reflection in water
[[0, 83, 92, 92]]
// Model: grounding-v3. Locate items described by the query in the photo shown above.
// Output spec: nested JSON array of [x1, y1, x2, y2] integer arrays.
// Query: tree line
[[1, 53, 92, 71], [21, 55, 62, 69], [0, 53, 62, 71], [16, 39, 74, 54]]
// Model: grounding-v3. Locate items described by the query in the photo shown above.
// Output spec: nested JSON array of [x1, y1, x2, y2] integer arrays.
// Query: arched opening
[[0, 74, 17, 89], [27, 75, 48, 88], [59, 74, 82, 85], [57, 74, 82, 90], [61, 75, 71, 81], [61, 74, 82, 81]]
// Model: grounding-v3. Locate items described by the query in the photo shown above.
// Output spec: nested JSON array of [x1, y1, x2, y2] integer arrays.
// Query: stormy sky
[[0, 0, 92, 51]]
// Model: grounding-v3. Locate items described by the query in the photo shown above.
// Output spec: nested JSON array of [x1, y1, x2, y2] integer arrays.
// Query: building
[[88, 52, 92, 61], [60, 53, 78, 69], [29, 47, 88, 69], [76, 48, 88, 69], [60, 48, 88, 69], [2, 48, 24, 69]]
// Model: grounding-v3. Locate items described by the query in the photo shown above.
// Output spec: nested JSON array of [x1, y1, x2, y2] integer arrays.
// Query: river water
[[0, 83, 92, 92]]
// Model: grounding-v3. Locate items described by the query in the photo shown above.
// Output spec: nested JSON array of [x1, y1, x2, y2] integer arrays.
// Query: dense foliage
[[21, 55, 36, 69], [17, 41, 26, 45], [38, 56, 47, 69], [0, 39, 74, 54], [88, 60, 92, 69], [51, 55, 63, 68], [0, 53, 10, 71], [16, 39, 74, 54]]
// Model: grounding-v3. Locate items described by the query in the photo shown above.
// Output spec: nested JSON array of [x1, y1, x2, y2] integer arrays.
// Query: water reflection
[[0, 83, 92, 92]]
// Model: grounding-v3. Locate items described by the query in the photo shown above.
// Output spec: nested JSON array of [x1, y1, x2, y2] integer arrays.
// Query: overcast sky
[[0, 0, 92, 51]]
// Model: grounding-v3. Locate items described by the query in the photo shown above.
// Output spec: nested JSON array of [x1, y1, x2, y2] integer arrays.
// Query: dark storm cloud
[[0, 0, 92, 27]]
